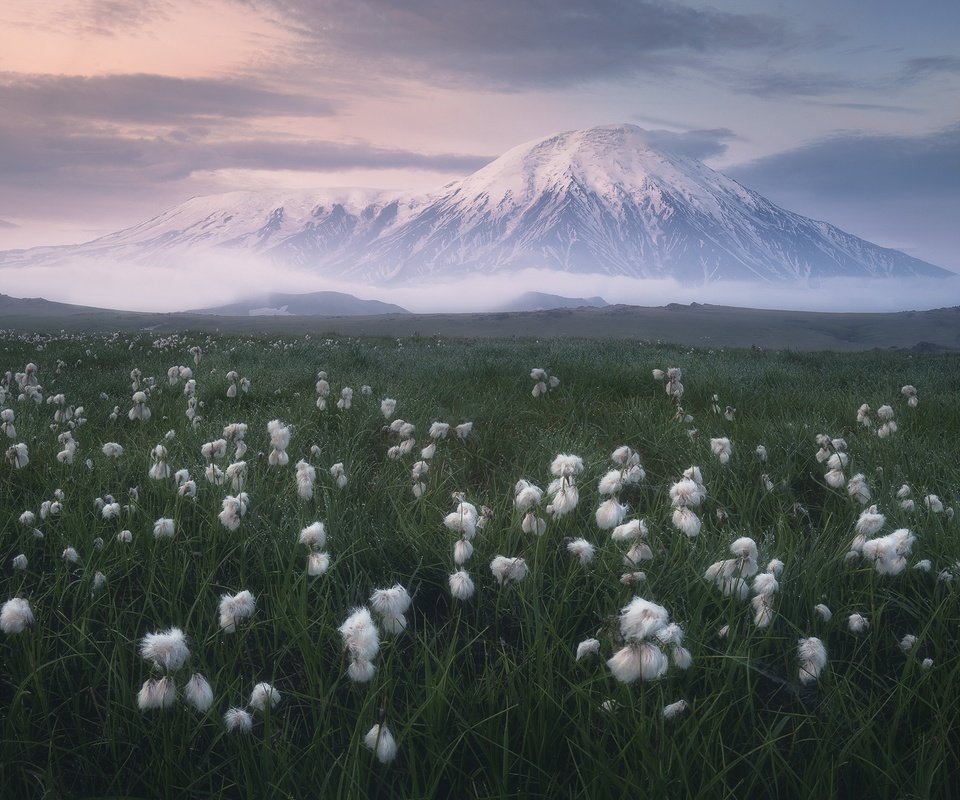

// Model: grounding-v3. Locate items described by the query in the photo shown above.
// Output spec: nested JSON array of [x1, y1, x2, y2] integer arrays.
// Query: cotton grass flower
[[101, 442, 123, 458], [184, 674, 214, 712], [663, 699, 689, 720], [140, 627, 190, 671], [138, 677, 176, 711], [5, 442, 29, 469], [595, 498, 627, 530], [128, 391, 151, 421], [1, 598, 34, 634], [846, 473, 871, 505], [566, 538, 596, 565], [901, 384, 918, 408], [710, 437, 733, 465], [148, 444, 169, 480], [490, 555, 528, 586], [429, 421, 450, 439], [575, 638, 600, 661], [369, 585, 412, 634], [315, 375, 330, 409], [336, 387, 353, 410], [267, 419, 291, 465], [380, 398, 397, 419], [224, 707, 253, 732], [339, 607, 379, 682], [672, 507, 702, 538], [307, 552, 330, 576], [62, 546, 79, 564], [847, 613, 869, 634], [299, 521, 326, 549], [12, 554, 27, 570], [249, 682, 281, 711], [797, 637, 828, 685], [444, 499, 478, 540], [607, 642, 668, 683], [704, 537, 758, 599], [330, 462, 347, 488], [218, 590, 256, 633], [364, 723, 398, 764], [546, 477, 579, 519], [295, 460, 316, 501], [860, 528, 915, 575], [0, 408, 15, 439], [605, 600, 682, 683], [900, 634, 917, 652], [152, 518, 175, 539], [448, 570, 475, 600], [218, 493, 249, 531], [453, 538, 474, 564]]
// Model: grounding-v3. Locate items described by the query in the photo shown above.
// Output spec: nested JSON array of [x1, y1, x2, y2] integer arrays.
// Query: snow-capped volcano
[[0, 124, 949, 282]]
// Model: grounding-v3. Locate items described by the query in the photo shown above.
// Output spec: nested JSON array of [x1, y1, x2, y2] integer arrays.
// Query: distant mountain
[[1, 124, 951, 283], [0, 292, 99, 316], [498, 292, 609, 312], [190, 290, 408, 317]]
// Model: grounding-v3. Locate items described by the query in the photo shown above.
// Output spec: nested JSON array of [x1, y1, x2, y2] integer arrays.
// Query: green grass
[[1, 331, 959, 799]]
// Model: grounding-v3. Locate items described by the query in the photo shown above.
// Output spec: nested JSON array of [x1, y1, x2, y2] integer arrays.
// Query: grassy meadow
[[1, 330, 959, 799]]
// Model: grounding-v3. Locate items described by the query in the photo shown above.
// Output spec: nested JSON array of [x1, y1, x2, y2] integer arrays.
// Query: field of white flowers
[[1, 330, 958, 799]]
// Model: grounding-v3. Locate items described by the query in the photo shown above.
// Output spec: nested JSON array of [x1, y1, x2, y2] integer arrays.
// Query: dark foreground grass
[[1, 331, 959, 799]]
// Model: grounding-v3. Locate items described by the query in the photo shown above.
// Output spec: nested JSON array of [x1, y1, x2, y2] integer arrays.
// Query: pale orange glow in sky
[[0, 1, 284, 78]]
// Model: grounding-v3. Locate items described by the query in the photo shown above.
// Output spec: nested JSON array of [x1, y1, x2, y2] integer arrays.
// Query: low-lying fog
[[3, 252, 958, 315]]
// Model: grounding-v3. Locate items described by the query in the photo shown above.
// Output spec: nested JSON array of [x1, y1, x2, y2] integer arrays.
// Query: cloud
[[636, 128, 736, 161], [2, 257, 956, 315], [813, 101, 917, 114], [64, 0, 172, 36], [0, 219, 18, 229], [730, 124, 960, 200], [239, 0, 791, 89], [728, 124, 960, 270], [900, 56, 960, 82], [0, 118, 492, 222], [739, 70, 857, 98], [0, 72, 335, 124]]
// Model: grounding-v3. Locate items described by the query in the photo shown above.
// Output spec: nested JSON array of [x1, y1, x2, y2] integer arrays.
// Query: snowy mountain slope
[[0, 124, 950, 282]]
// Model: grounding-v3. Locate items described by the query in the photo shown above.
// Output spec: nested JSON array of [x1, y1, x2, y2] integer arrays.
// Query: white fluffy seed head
[[448, 570, 475, 600], [1, 598, 34, 634], [338, 607, 380, 663], [224, 707, 253, 732], [139, 627, 190, 671], [369, 585, 412, 619], [595, 498, 627, 530], [218, 590, 256, 633], [575, 638, 600, 661], [797, 637, 828, 684], [489, 555, 528, 586], [299, 521, 326, 549], [364, 723, 398, 764], [184, 673, 214, 712], [566, 538, 596, 565], [249, 682, 281, 711]]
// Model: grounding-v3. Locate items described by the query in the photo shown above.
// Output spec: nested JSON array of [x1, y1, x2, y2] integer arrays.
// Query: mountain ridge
[[0, 124, 950, 283]]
